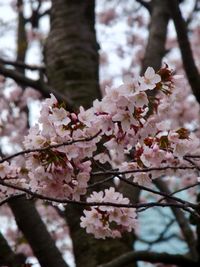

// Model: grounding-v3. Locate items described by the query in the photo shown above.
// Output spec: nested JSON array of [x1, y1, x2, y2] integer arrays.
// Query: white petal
[[152, 74, 161, 84], [145, 67, 155, 79]]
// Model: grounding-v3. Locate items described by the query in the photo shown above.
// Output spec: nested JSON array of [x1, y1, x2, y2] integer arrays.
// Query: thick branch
[[9, 197, 69, 267], [0, 58, 45, 71], [141, 0, 170, 74], [0, 63, 73, 110], [0, 232, 26, 267], [135, 0, 151, 13], [168, 0, 200, 103], [16, 0, 27, 69]]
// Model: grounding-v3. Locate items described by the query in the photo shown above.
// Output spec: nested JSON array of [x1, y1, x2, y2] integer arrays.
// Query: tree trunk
[[45, 0, 101, 109], [9, 198, 69, 267]]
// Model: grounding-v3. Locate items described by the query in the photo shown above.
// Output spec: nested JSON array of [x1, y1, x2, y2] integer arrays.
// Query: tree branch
[[92, 165, 197, 176], [0, 58, 45, 71], [135, 0, 151, 13], [0, 179, 198, 214], [0, 232, 26, 267], [186, 0, 200, 26], [9, 196, 69, 267], [138, 219, 176, 247], [154, 179, 198, 259], [0, 63, 74, 110], [117, 175, 195, 208], [141, 0, 170, 74], [0, 130, 101, 164], [168, 0, 200, 103], [97, 250, 195, 267]]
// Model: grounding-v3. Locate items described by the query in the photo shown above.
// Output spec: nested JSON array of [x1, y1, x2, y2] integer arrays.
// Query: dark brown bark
[[141, 0, 170, 74], [167, 1, 200, 262], [16, 0, 27, 68], [9, 197, 69, 267], [45, 0, 101, 110], [0, 63, 72, 107], [167, 0, 200, 103]]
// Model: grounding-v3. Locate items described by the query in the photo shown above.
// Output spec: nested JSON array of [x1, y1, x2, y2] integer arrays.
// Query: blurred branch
[[135, 0, 151, 13], [0, 232, 26, 267], [138, 219, 175, 246], [0, 194, 25, 207], [186, 0, 200, 26], [154, 179, 198, 259], [39, 8, 50, 17], [0, 58, 45, 71], [0, 63, 74, 110], [16, 0, 27, 69], [168, 0, 200, 103], [26, 0, 41, 29], [141, 0, 170, 74]]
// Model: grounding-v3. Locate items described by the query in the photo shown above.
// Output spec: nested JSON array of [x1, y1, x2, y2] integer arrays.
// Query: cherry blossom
[[80, 187, 137, 239], [1, 65, 200, 239], [138, 67, 161, 91]]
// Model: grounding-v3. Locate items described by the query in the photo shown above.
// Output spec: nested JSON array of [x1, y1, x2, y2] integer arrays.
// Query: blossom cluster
[[23, 94, 99, 200], [0, 85, 40, 146], [80, 187, 137, 238], [0, 66, 199, 239]]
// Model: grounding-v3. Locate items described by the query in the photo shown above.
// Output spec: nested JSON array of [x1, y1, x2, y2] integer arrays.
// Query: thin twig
[[0, 131, 101, 164], [0, 179, 197, 213]]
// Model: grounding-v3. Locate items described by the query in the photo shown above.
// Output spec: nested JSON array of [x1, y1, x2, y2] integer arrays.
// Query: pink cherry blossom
[[138, 67, 161, 91], [80, 187, 137, 239]]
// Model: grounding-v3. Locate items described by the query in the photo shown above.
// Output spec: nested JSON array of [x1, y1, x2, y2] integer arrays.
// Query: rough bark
[[45, 0, 101, 109]]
